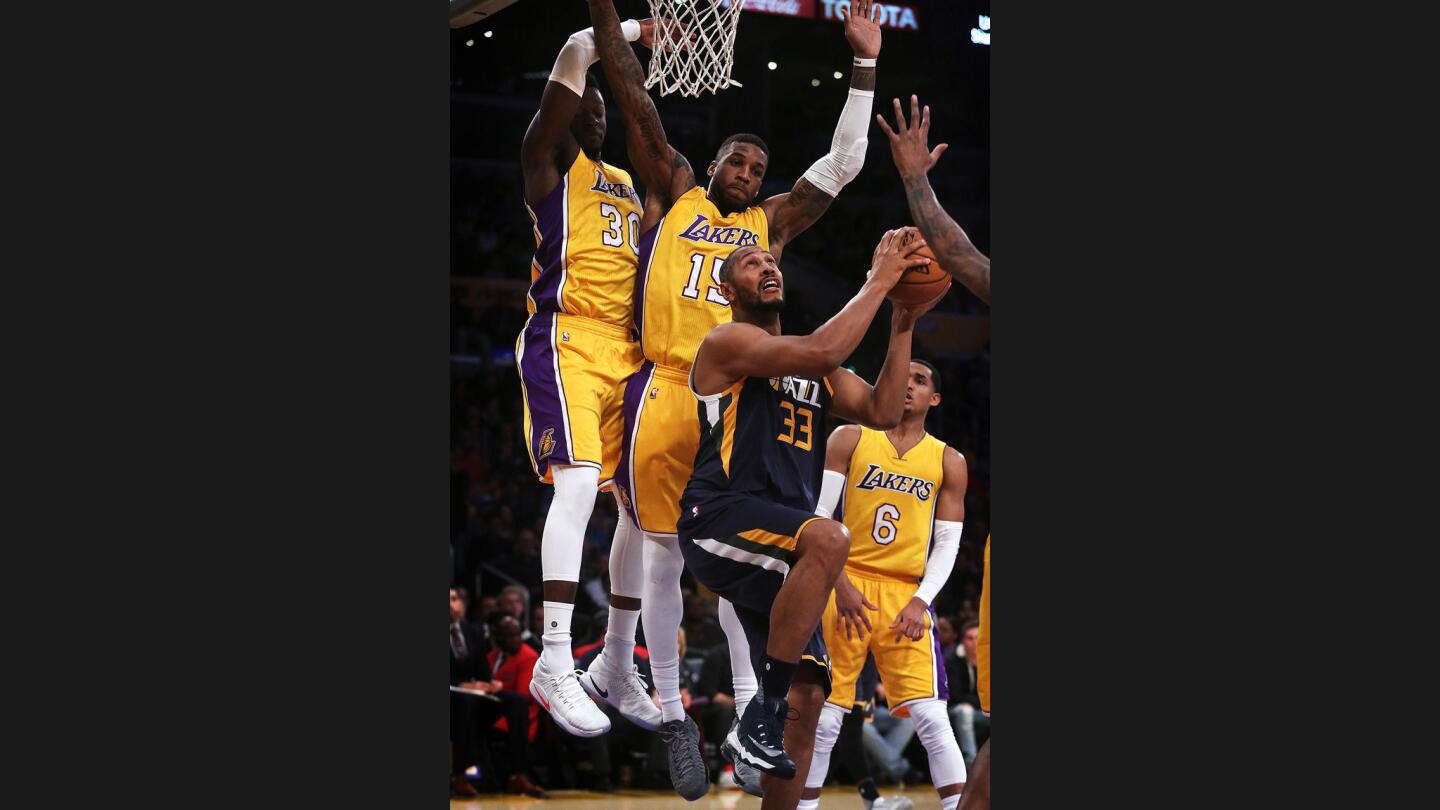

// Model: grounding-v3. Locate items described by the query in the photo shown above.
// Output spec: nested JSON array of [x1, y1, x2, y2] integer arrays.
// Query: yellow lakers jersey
[[841, 427, 948, 582], [525, 151, 642, 330], [635, 185, 770, 370]]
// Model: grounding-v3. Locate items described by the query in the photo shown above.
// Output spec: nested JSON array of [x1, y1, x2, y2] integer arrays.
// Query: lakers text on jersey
[[615, 186, 769, 534], [516, 152, 644, 484], [822, 427, 951, 717]]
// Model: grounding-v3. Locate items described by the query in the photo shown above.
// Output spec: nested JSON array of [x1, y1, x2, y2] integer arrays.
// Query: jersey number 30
[[600, 203, 640, 256]]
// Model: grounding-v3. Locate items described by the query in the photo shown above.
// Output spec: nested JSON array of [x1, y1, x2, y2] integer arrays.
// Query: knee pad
[[540, 464, 599, 582], [814, 702, 845, 753], [910, 699, 966, 787], [607, 491, 644, 599]]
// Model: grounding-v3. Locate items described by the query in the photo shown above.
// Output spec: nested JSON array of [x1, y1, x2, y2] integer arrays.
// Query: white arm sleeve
[[548, 20, 642, 97], [913, 520, 963, 606], [814, 469, 848, 519], [801, 86, 876, 197]]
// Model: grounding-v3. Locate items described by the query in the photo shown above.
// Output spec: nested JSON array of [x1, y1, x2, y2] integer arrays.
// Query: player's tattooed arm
[[903, 176, 990, 303], [762, 177, 835, 260], [587, 0, 695, 209], [878, 95, 991, 304]]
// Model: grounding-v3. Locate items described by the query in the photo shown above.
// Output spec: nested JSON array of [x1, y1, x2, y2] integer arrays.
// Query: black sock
[[858, 778, 880, 801], [760, 655, 797, 699]]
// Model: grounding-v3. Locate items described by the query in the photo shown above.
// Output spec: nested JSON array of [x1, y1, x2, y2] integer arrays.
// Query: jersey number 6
[[872, 504, 901, 545]]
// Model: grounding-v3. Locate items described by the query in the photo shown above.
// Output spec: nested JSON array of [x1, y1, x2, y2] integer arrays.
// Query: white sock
[[641, 532, 686, 723], [717, 597, 757, 716], [942, 795, 960, 810], [604, 607, 640, 671], [540, 600, 575, 674], [796, 800, 820, 810]]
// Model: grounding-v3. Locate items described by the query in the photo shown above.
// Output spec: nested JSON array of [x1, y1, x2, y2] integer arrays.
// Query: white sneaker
[[873, 797, 915, 810], [577, 654, 662, 731], [529, 655, 612, 738]]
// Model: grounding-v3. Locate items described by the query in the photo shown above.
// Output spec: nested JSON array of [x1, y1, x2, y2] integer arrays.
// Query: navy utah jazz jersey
[[681, 369, 835, 517]]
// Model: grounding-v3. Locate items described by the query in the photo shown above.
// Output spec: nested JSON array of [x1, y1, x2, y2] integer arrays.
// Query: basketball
[[888, 243, 952, 306]]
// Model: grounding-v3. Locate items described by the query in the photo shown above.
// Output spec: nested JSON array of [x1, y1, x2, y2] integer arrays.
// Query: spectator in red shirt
[[486, 615, 545, 797]]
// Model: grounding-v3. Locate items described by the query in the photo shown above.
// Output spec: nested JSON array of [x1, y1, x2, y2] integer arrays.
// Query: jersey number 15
[[681, 253, 731, 306]]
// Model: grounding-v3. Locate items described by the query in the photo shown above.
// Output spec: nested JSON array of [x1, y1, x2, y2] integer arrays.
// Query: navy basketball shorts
[[677, 492, 832, 695]]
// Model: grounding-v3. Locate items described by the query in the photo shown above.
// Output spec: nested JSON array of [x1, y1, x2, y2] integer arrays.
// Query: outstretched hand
[[840, 0, 882, 59], [876, 95, 949, 178]]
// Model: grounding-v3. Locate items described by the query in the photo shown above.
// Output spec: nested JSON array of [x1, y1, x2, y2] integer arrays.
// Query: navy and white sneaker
[[722, 718, 764, 796], [735, 688, 796, 780]]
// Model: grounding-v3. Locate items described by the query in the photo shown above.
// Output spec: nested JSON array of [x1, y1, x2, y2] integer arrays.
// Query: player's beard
[[743, 286, 784, 313]]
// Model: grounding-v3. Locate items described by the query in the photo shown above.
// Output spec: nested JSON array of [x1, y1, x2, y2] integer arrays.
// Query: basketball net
[[645, 0, 746, 97]]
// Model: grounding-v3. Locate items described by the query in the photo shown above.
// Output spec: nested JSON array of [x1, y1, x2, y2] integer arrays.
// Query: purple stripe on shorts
[[929, 604, 950, 702], [518, 315, 572, 477], [527, 177, 568, 314], [632, 219, 662, 344], [614, 360, 655, 527]]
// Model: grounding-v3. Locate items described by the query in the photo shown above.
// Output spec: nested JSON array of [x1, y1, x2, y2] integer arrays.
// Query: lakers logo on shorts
[[538, 427, 556, 459]]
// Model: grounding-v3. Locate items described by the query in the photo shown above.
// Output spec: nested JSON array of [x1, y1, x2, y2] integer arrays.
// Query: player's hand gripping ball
[[886, 232, 951, 306]]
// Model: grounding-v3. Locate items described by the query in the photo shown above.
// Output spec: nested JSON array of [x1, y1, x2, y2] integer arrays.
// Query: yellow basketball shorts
[[614, 362, 697, 535], [977, 534, 990, 714], [515, 313, 642, 486], [822, 572, 946, 718]]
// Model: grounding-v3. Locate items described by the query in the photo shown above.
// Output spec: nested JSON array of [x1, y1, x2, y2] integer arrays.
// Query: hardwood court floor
[[451, 785, 944, 809]]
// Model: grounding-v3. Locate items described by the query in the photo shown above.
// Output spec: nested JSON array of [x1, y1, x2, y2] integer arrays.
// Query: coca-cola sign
[[744, 1, 919, 31], [744, 0, 816, 17]]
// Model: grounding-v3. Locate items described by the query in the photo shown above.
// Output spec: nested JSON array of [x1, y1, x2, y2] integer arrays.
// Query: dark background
[[16, 0, 1373, 806]]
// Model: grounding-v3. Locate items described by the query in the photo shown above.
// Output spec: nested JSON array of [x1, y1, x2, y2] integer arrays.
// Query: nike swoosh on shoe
[[744, 735, 783, 758]]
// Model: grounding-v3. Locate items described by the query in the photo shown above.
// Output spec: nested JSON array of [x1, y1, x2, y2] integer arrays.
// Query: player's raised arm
[[692, 230, 929, 392], [587, 0, 696, 216], [877, 95, 991, 304], [762, 0, 881, 258], [890, 446, 967, 642], [520, 18, 648, 203], [827, 284, 942, 430]]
